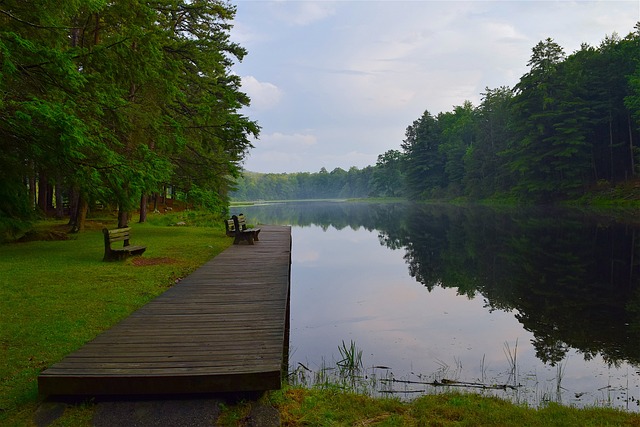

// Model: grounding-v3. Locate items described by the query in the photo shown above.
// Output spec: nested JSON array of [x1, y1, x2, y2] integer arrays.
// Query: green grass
[[271, 386, 640, 426], [0, 215, 232, 426]]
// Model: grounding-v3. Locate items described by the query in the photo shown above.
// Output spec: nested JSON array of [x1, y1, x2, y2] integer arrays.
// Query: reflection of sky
[[289, 225, 640, 410]]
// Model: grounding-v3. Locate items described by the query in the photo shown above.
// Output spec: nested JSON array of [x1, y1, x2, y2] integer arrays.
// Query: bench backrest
[[225, 219, 236, 233], [237, 214, 248, 230], [103, 227, 132, 245]]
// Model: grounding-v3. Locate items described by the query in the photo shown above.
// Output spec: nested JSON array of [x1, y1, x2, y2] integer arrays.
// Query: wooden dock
[[38, 225, 292, 396]]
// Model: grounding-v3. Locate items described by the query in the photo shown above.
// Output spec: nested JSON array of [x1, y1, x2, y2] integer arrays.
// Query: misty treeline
[[232, 167, 375, 201], [234, 25, 640, 203], [0, 1, 257, 239]]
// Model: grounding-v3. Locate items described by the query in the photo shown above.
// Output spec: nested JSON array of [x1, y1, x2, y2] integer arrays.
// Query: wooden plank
[[38, 225, 292, 396]]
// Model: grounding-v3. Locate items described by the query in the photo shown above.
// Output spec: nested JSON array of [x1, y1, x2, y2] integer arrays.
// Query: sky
[[229, 1, 640, 174]]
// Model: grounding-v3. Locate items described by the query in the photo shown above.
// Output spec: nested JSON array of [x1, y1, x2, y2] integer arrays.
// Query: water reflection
[[233, 201, 640, 409], [383, 205, 640, 368]]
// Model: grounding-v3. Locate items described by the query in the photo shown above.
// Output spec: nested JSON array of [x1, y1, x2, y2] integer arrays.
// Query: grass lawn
[[0, 215, 232, 426]]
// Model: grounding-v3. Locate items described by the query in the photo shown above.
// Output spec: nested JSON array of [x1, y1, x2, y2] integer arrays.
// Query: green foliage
[[182, 184, 228, 216], [402, 110, 445, 199], [371, 150, 406, 197], [0, 177, 34, 241], [0, 0, 257, 225]]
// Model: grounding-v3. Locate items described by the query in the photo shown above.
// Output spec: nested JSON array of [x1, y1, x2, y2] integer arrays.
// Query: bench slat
[[106, 227, 131, 242]]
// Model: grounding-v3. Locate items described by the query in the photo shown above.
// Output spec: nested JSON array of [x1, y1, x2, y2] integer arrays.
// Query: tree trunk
[[37, 171, 48, 215], [55, 183, 64, 219], [609, 109, 614, 182], [46, 182, 54, 212], [77, 196, 88, 232], [28, 173, 36, 209], [162, 185, 168, 209], [630, 228, 636, 285], [93, 13, 101, 45], [139, 194, 147, 223], [68, 187, 79, 227], [629, 113, 635, 178], [70, 195, 88, 233], [118, 206, 128, 228]]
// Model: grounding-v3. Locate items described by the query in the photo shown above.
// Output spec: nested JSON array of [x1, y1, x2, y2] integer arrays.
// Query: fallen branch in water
[[380, 378, 519, 391]]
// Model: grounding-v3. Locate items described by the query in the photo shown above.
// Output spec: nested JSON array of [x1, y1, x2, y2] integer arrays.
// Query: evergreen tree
[[464, 86, 514, 197], [402, 111, 444, 199], [507, 38, 570, 201], [438, 101, 475, 196], [371, 150, 406, 197]]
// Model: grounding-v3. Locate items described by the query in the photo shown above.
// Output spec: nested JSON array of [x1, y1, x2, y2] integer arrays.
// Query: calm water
[[231, 201, 640, 410]]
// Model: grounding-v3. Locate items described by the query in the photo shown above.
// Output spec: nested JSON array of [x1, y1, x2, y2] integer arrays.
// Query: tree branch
[[0, 9, 80, 30]]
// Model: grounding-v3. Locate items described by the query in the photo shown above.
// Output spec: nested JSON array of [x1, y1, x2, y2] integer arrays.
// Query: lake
[[231, 201, 640, 410]]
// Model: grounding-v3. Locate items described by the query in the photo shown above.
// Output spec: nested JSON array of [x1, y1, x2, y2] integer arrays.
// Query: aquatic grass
[[289, 341, 381, 396], [504, 339, 519, 387], [292, 339, 635, 416], [479, 354, 487, 385], [293, 342, 527, 402], [336, 340, 363, 374], [556, 360, 566, 395]]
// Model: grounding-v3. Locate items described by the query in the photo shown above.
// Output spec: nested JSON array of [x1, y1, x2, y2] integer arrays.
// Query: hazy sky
[[230, 1, 640, 174]]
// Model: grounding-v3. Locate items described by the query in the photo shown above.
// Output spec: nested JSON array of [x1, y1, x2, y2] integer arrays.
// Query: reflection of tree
[[238, 201, 640, 367], [530, 335, 570, 366], [378, 204, 640, 366]]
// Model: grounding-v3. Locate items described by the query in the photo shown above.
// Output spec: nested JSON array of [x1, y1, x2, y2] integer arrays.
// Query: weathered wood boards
[[39, 225, 292, 396]]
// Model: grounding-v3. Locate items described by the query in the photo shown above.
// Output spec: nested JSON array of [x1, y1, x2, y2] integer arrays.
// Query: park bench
[[225, 214, 261, 245], [102, 227, 147, 261]]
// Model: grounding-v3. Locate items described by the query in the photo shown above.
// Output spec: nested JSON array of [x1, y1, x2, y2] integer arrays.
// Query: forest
[[0, 1, 257, 239], [2, 6, 640, 239], [234, 25, 640, 203], [232, 167, 374, 201]]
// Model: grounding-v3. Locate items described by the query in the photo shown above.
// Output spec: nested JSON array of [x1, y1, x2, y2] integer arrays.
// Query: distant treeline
[[232, 167, 375, 201], [236, 26, 640, 203]]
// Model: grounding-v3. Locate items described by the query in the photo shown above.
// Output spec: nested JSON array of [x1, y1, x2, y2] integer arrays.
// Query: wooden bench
[[102, 227, 147, 261], [225, 214, 261, 245]]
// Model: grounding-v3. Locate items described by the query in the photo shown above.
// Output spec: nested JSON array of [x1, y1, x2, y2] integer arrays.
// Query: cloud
[[270, 1, 336, 26], [243, 149, 304, 174], [240, 76, 282, 110], [483, 21, 528, 44], [258, 131, 317, 149]]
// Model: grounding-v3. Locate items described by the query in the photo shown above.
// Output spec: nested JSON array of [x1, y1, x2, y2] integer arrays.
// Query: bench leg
[[233, 232, 254, 245]]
